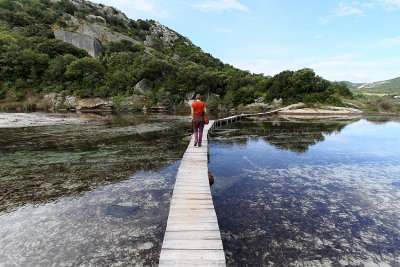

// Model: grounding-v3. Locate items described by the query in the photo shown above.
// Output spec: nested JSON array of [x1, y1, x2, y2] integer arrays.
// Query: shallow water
[[0, 112, 192, 266], [209, 116, 400, 266]]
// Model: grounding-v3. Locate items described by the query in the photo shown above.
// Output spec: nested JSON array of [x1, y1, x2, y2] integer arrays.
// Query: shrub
[[45, 54, 77, 81], [112, 94, 127, 111], [234, 86, 254, 105], [65, 57, 105, 80], [137, 19, 150, 31], [0, 88, 6, 99], [13, 90, 26, 102], [206, 94, 220, 112]]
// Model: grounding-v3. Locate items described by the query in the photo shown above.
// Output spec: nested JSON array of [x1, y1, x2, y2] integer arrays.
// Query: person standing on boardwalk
[[191, 94, 207, 147]]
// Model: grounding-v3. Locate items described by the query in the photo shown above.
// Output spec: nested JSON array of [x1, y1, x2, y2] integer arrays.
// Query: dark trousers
[[194, 121, 204, 145]]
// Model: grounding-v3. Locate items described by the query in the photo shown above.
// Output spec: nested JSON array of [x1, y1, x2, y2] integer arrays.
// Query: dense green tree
[[21, 24, 54, 38], [0, 44, 49, 82], [106, 40, 143, 55], [106, 51, 136, 70], [134, 55, 177, 81], [45, 54, 77, 82], [35, 39, 89, 58], [65, 57, 104, 81]]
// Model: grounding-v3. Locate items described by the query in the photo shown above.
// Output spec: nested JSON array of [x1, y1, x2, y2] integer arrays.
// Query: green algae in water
[[0, 112, 194, 266], [0, 113, 192, 213], [209, 116, 400, 266]]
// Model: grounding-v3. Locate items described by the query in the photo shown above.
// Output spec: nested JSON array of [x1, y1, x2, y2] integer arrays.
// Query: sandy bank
[[278, 106, 363, 115], [0, 112, 89, 128]]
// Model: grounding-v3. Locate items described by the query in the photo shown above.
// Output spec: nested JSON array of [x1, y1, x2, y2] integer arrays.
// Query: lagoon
[[1, 113, 399, 266], [209, 116, 400, 266]]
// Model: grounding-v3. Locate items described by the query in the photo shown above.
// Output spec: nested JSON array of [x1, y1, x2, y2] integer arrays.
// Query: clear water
[[0, 112, 192, 266], [209, 116, 400, 266]]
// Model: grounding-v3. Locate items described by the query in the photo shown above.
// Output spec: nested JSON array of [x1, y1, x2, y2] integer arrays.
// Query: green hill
[[344, 77, 400, 95], [0, 0, 352, 110]]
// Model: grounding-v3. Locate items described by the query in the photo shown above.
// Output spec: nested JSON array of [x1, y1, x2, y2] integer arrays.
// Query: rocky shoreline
[[0, 112, 90, 128]]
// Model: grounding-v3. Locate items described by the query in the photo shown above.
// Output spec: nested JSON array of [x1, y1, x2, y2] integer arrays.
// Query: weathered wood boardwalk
[[159, 120, 226, 266], [160, 109, 283, 266]]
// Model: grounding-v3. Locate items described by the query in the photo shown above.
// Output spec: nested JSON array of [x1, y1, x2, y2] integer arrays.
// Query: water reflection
[[209, 116, 400, 266], [211, 116, 360, 153]]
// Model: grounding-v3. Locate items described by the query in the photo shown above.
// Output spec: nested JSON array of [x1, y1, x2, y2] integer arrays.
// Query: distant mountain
[[343, 77, 400, 95]]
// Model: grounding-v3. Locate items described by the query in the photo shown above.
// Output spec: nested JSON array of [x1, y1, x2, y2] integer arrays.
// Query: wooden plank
[[166, 223, 220, 231], [164, 230, 222, 240], [162, 239, 223, 250], [159, 250, 225, 261], [167, 217, 218, 224], [158, 261, 226, 267], [166, 209, 217, 217]]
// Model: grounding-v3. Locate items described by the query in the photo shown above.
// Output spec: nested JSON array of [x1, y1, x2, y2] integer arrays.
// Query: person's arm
[[191, 106, 194, 118], [203, 106, 207, 113]]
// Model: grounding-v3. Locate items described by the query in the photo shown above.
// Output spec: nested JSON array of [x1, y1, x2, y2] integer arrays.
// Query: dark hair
[[196, 94, 201, 100]]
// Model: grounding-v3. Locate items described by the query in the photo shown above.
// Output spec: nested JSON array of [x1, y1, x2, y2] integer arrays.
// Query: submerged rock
[[107, 203, 140, 218], [208, 171, 214, 186]]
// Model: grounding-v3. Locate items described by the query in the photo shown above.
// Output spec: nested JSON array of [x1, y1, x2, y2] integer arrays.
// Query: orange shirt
[[192, 101, 206, 115]]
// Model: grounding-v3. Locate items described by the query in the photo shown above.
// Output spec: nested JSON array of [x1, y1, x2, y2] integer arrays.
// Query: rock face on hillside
[[149, 21, 179, 46], [54, 30, 102, 57], [78, 22, 140, 44]]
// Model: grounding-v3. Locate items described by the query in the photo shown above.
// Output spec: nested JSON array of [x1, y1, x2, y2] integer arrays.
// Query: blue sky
[[92, 0, 400, 83]]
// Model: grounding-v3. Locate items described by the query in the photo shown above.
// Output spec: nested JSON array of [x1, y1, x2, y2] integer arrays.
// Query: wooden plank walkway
[[159, 120, 226, 266], [160, 109, 283, 265]]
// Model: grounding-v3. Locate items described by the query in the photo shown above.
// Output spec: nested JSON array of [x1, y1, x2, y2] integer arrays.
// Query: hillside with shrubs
[[0, 0, 353, 111]]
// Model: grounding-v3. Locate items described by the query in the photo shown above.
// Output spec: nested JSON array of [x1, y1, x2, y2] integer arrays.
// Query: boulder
[[185, 91, 195, 101], [85, 15, 106, 25], [73, 98, 112, 110], [134, 79, 154, 93], [64, 14, 79, 27], [43, 94, 112, 110], [43, 93, 63, 108], [255, 97, 263, 103], [144, 35, 154, 47], [245, 103, 273, 110], [272, 98, 283, 106]]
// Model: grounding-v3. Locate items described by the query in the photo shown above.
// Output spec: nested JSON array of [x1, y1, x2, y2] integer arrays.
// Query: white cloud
[[96, 0, 169, 18], [335, 1, 364, 16], [362, 2, 375, 8], [314, 35, 324, 39], [318, 17, 329, 24], [379, 0, 400, 9], [195, 0, 249, 12], [377, 36, 400, 47], [214, 27, 233, 33], [131, 0, 157, 13], [318, 1, 364, 24]]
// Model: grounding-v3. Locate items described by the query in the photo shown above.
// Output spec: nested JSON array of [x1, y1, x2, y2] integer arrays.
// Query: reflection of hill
[[364, 116, 400, 124], [210, 117, 360, 153]]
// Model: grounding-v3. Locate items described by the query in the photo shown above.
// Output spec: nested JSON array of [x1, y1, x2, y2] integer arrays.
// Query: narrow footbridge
[[159, 109, 280, 266]]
